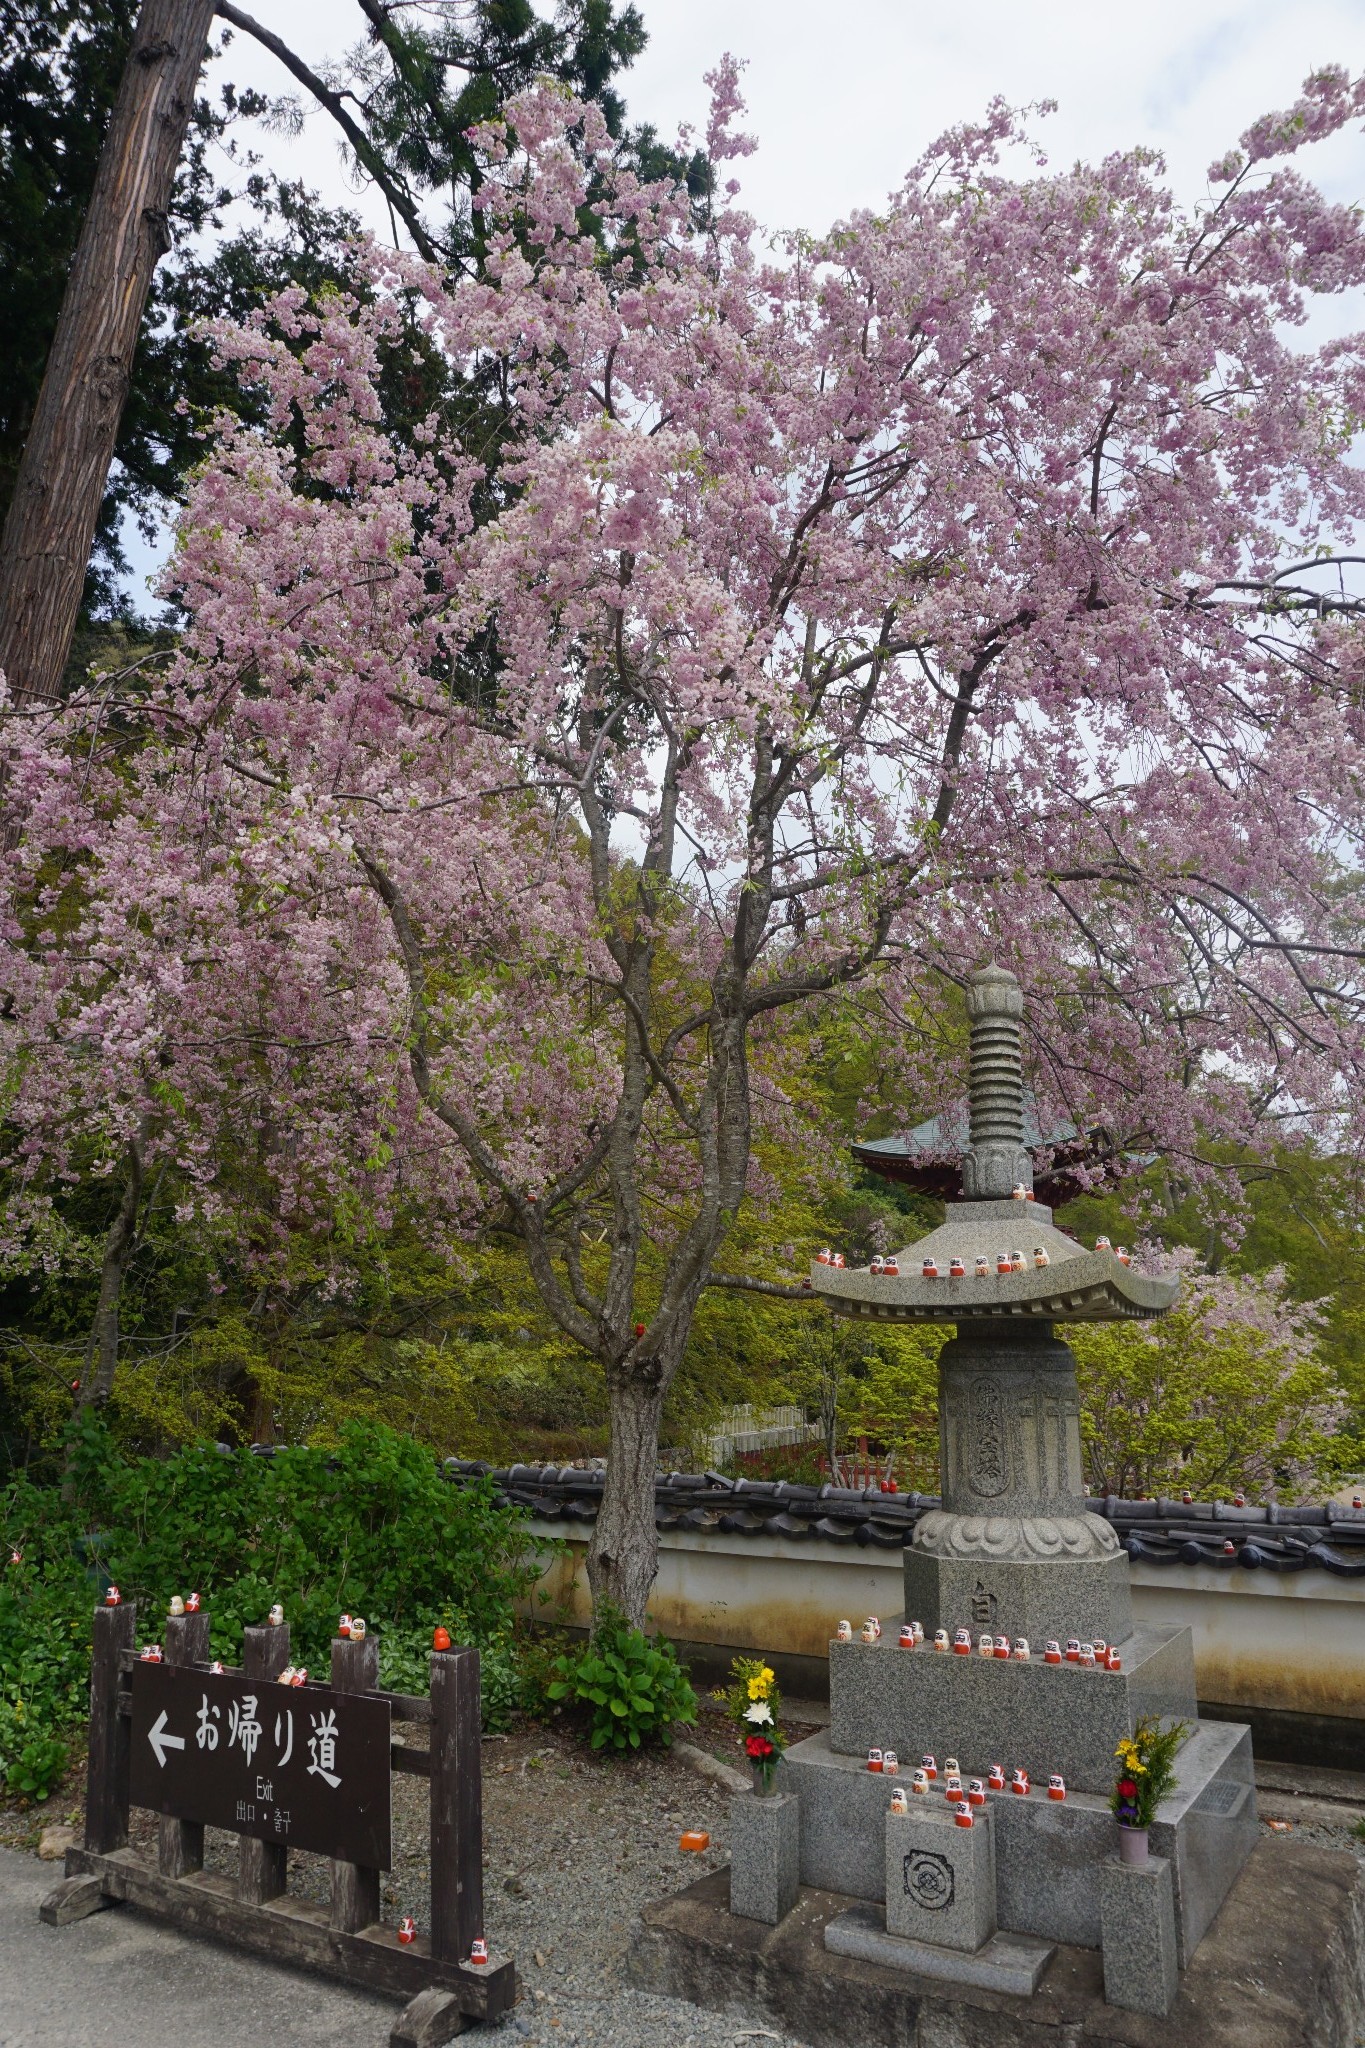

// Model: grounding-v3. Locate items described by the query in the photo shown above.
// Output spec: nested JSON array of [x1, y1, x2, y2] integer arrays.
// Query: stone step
[[780, 1716, 1257, 1966], [824, 1903, 1054, 1994]]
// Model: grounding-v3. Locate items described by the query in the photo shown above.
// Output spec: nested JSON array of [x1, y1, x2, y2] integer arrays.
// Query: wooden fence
[[40, 1602, 515, 2047]]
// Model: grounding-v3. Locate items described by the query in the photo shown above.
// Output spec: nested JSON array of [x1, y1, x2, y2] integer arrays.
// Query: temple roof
[[851, 1108, 1128, 1207], [435, 1460, 1365, 1577]]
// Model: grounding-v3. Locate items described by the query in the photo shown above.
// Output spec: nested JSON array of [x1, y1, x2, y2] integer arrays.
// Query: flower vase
[[1117, 1823, 1149, 1866], [751, 1762, 778, 1798]]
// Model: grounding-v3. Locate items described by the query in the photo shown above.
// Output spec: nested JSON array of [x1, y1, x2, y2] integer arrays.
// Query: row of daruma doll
[[106, 1587, 459, 1679], [815, 1238, 1133, 1277], [878, 1753, 1068, 1824], [839, 1616, 1123, 1671]]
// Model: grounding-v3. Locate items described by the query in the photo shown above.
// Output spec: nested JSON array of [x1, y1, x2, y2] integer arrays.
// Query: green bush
[[376, 1614, 524, 1732], [546, 1610, 697, 1752], [0, 1415, 541, 1796]]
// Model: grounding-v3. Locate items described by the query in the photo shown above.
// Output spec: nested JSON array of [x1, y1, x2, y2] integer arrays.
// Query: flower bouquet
[[1111, 1715, 1186, 1863], [717, 1655, 788, 1794]]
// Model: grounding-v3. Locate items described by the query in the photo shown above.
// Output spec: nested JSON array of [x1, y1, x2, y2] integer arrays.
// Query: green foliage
[[375, 1615, 524, 1732], [0, 1417, 541, 1795], [0, 1566, 91, 1800], [1061, 1143, 1365, 1450], [546, 1609, 697, 1752], [1070, 1262, 1343, 1501]]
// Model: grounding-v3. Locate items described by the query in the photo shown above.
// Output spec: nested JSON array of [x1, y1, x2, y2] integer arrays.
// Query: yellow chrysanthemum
[[747, 1674, 771, 1701]]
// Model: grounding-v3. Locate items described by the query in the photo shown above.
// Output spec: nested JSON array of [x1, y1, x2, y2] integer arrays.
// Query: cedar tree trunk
[[0, 0, 215, 705]]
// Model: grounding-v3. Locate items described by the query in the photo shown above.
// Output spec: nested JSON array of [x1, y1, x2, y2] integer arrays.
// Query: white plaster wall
[[524, 1520, 1365, 1719]]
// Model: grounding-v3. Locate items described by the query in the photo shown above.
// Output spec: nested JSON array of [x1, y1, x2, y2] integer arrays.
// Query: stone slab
[[828, 1621, 1199, 1791], [825, 1903, 1052, 1995], [729, 1791, 800, 1926], [903, 1546, 1135, 1653], [885, 1803, 996, 1951], [629, 1839, 1365, 2048], [1149, 1720, 1258, 1967], [781, 1717, 1256, 1964], [1100, 1853, 1178, 2017]]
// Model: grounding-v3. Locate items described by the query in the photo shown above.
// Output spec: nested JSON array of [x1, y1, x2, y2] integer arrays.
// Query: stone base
[[902, 1543, 1134, 1652], [730, 1791, 800, 1926], [886, 1803, 996, 1950], [780, 1718, 1257, 1965], [1100, 1852, 1179, 2016], [628, 1841, 1365, 2048], [828, 1620, 1199, 1793], [826, 1903, 1052, 1995]]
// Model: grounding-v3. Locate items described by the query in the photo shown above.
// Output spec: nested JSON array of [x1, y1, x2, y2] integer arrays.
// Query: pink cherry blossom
[[4, 65, 1364, 1617]]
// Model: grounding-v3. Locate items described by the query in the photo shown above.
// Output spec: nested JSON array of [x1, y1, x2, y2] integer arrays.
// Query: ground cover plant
[[0, 1417, 539, 1800], [546, 1604, 697, 1753]]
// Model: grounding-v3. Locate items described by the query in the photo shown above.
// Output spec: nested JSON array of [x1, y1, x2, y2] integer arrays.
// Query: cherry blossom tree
[[5, 63, 1365, 1619], [1073, 1255, 1344, 1501]]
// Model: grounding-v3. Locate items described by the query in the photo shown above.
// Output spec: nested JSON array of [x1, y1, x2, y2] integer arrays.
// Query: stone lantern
[[755, 964, 1260, 2006], [811, 963, 1177, 1646]]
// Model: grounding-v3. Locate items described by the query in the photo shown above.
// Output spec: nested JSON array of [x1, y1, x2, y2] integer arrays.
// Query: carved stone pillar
[[960, 965, 1034, 1202], [904, 1319, 1133, 1647]]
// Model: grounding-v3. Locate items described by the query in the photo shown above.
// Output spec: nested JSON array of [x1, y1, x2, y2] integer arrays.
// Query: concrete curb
[[675, 1742, 751, 1795]]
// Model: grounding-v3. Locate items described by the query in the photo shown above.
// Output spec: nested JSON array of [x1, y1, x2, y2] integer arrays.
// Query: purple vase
[[1117, 1823, 1149, 1866]]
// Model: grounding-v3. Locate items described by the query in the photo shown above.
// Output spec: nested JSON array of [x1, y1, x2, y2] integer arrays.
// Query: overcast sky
[[122, 1, 1365, 600], [213, 0, 1365, 229]]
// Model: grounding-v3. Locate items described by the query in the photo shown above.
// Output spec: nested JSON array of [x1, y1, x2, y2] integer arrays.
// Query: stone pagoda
[[731, 966, 1258, 2014]]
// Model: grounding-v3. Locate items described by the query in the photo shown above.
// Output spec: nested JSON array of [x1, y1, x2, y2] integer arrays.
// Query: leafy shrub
[[546, 1610, 697, 1752], [0, 1552, 97, 1801], [376, 1613, 524, 1732], [0, 1416, 541, 1794]]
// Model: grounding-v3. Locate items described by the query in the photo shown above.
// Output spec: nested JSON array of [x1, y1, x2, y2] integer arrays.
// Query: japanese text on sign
[[129, 1664, 391, 1867]]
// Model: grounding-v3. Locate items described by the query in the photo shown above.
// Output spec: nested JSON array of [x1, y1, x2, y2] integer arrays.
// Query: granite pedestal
[[828, 1621, 1199, 1794], [780, 1717, 1256, 1964], [631, 1841, 1365, 2048], [1099, 1852, 1179, 2016], [729, 1791, 800, 1926], [902, 1546, 1135, 1657], [885, 1803, 996, 1950]]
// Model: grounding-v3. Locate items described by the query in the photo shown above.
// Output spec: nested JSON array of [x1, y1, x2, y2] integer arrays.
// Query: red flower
[[1118, 1778, 1138, 1799], [745, 1735, 775, 1759]]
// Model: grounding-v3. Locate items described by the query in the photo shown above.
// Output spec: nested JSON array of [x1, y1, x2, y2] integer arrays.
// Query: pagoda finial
[[961, 964, 1033, 1201]]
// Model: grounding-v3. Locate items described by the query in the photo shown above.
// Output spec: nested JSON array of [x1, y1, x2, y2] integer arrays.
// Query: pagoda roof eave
[[809, 1249, 1179, 1325]]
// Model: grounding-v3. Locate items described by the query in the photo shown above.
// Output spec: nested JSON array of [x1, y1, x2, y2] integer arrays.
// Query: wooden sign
[[129, 1662, 392, 1868], [41, 1606, 513, 2048]]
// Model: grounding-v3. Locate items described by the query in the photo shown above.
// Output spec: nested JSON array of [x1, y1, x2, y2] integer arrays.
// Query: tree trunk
[[0, 0, 215, 706], [586, 1377, 666, 1630], [78, 1139, 146, 1412]]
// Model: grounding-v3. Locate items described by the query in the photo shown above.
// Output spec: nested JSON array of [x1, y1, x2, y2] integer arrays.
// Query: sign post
[[40, 1604, 514, 2047]]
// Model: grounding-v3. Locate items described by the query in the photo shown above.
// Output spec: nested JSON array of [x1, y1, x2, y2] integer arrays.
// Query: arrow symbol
[[148, 1710, 186, 1768]]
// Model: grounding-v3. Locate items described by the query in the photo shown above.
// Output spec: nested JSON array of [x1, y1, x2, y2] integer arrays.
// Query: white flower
[[743, 1701, 774, 1727]]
